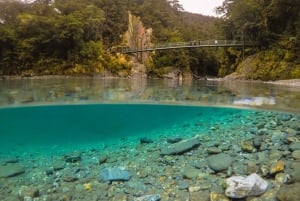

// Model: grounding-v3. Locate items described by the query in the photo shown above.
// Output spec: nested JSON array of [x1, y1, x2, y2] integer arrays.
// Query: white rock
[[225, 173, 268, 198]]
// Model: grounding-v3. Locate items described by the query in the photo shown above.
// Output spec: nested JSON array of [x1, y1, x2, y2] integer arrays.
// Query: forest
[[0, 0, 299, 80]]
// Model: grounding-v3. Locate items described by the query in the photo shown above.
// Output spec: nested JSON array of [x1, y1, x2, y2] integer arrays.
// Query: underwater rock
[[99, 155, 108, 165], [290, 168, 300, 183], [18, 186, 39, 200], [210, 192, 230, 201], [289, 142, 300, 151], [277, 113, 292, 121], [276, 183, 300, 201], [269, 160, 285, 174], [134, 194, 161, 201], [64, 152, 81, 163], [166, 137, 182, 144], [0, 164, 25, 178], [207, 153, 233, 172], [160, 135, 200, 155], [225, 173, 268, 198], [100, 167, 131, 182], [140, 137, 154, 144], [241, 140, 255, 152], [291, 150, 300, 160], [52, 160, 65, 171], [207, 147, 222, 154], [177, 181, 189, 190], [183, 167, 202, 180]]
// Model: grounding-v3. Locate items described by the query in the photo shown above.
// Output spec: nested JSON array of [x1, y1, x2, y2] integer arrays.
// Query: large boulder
[[160, 135, 200, 155], [207, 153, 233, 172], [225, 173, 268, 198]]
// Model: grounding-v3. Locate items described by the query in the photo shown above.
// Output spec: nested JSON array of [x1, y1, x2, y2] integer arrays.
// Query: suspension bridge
[[115, 39, 254, 54]]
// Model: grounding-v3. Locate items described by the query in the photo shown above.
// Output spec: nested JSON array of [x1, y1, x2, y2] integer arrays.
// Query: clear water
[[0, 77, 299, 156]]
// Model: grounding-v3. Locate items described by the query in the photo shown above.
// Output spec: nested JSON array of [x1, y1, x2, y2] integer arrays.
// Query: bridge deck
[[117, 40, 251, 54]]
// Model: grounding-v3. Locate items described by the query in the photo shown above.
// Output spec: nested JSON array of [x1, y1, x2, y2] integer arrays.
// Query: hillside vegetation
[[0, 0, 299, 80]]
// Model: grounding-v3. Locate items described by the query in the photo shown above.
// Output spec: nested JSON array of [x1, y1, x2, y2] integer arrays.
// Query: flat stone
[[183, 167, 202, 179], [100, 167, 131, 182], [208, 153, 233, 172], [134, 194, 160, 201], [0, 164, 25, 178], [207, 147, 222, 154], [160, 135, 200, 155], [53, 160, 65, 171], [178, 181, 189, 190], [277, 183, 300, 201], [166, 137, 182, 144]]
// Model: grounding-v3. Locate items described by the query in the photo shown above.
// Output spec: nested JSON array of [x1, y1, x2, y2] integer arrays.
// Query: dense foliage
[[0, 0, 299, 79], [216, 0, 300, 80]]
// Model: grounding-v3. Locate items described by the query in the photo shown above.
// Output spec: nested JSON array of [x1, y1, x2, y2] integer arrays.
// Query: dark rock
[[276, 183, 300, 201], [45, 169, 54, 176], [166, 137, 183, 144], [0, 164, 25, 178], [160, 135, 200, 155], [64, 152, 81, 163], [253, 137, 263, 148], [100, 167, 131, 182], [99, 155, 108, 165], [140, 137, 154, 144], [208, 153, 233, 172]]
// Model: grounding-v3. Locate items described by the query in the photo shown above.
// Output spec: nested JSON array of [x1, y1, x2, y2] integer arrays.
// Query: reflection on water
[[0, 76, 299, 112]]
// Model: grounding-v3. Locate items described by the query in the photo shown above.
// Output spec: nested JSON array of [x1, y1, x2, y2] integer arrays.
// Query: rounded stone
[[208, 153, 233, 172], [291, 150, 300, 160]]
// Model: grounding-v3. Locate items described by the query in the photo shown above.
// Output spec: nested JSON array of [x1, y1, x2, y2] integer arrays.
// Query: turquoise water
[[1, 78, 300, 201], [0, 77, 299, 157], [0, 104, 251, 155]]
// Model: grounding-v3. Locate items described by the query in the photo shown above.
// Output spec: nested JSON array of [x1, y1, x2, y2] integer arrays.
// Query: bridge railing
[[116, 39, 249, 54]]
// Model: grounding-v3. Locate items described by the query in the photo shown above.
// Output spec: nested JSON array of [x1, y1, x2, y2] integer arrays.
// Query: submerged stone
[[277, 183, 300, 201], [208, 153, 233, 172], [166, 137, 182, 144], [100, 167, 131, 182], [289, 142, 300, 151], [134, 194, 161, 201], [0, 164, 25, 178], [160, 135, 200, 155], [140, 137, 154, 144], [225, 173, 268, 198]]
